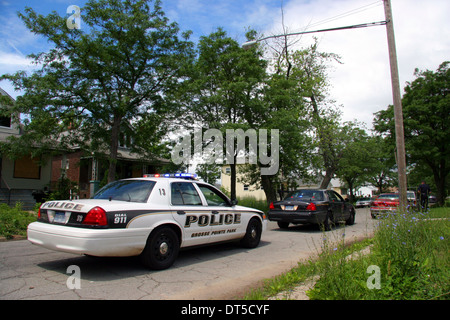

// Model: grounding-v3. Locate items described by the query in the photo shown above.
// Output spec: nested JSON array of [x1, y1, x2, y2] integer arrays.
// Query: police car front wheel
[[240, 218, 262, 248], [141, 227, 180, 270]]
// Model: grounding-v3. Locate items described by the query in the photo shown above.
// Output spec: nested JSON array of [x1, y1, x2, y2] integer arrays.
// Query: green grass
[[244, 206, 450, 300], [0, 203, 37, 239], [236, 196, 268, 213]]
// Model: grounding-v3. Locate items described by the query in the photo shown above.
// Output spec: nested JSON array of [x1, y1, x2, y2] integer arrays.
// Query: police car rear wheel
[[141, 227, 179, 270], [240, 218, 262, 248]]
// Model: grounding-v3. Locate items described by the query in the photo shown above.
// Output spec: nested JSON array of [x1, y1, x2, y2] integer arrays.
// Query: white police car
[[27, 173, 267, 270]]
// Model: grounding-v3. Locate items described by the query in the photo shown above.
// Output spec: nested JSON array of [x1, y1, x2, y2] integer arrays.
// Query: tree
[[178, 28, 267, 201], [365, 135, 398, 194], [1, 0, 194, 183], [374, 61, 449, 205], [335, 122, 373, 202], [196, 162, 221, 185]]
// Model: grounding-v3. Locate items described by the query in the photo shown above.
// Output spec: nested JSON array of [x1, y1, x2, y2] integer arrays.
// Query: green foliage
[[0, 203, 37, 239], [243, 207, 449, 300], [235, 196, 268, 214], [374, 61, 449, 205], [1, 0, 195, 182]]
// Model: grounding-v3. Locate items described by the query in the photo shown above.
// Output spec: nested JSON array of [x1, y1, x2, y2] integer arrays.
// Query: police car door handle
[[212, 210, 219, 214], [177, 210, 186, 215]]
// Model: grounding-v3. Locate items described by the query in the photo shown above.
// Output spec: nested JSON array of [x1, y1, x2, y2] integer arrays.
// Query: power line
[[306, 0, 383, 30], [242, 20, 387, 48]]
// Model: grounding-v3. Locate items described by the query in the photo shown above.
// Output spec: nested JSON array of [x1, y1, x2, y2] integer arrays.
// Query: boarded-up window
[[0, 116, 11, 128], [14, 155, 41, 179]]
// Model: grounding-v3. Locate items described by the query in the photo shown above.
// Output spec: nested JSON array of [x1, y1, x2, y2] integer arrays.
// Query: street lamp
[[242, 0, 408, 210]]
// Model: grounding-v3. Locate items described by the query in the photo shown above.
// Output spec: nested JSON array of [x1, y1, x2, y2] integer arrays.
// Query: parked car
[[407, 191, 417, 207], [428, 194, 437, 207], [268, 189, 355, 231], [370, 193, 399, 218], [28, 173, 267, 270], [355, 197, 374, 208]]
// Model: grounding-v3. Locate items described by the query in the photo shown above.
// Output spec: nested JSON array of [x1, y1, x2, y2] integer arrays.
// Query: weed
[[0, 203, 37, 239]]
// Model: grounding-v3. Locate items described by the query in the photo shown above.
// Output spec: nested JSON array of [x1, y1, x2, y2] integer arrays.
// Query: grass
[[236, 196, 268, 214], [244, 206, 450, 300], [0, 203, 37, 239]]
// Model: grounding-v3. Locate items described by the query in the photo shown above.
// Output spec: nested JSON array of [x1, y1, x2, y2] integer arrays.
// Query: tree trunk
[[230, 162, 236, 201], [432, 160, 447, 206], [320, 167, 334, 189], [107, 114, 122, 184], [261, 174, 277, 206]]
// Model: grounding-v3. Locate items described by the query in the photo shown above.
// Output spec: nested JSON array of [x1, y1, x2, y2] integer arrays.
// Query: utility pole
[[383, 0, 408, 210]]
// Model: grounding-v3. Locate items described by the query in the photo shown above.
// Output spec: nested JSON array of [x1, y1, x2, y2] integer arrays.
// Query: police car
[[27, 173, 267, 270]]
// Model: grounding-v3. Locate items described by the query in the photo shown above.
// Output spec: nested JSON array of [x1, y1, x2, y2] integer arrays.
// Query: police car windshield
[[93, 180, 156, 203]]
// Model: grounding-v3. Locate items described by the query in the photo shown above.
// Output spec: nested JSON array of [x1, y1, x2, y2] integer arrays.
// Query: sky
[[1, 0, 449, 129]]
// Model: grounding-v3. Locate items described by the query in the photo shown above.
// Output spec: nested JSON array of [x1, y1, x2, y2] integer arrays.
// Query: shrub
[[0, 203, 37, 239]]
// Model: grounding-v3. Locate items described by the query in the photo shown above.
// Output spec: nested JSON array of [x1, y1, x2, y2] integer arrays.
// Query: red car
[[370, 193, 399, 218]]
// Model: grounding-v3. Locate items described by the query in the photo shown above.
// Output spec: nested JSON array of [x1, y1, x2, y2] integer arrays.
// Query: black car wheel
[[320, 211, 333, 231], [346, 209, 355, 225], [241, 218, 262, 248], [141, 227, 179, 270], [277, 221, 290, 229]]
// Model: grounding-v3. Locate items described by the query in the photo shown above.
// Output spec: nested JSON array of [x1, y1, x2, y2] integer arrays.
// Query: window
[[14, 155, 41, 179], [328, 191, 344, 202], [0, 116, 11, 128], [243, 185, 249, 191], [225, 167, 231, 174], [334, 191, 344, 202], [197, 184, 229, 206], [171, 182, 202, 205], [285, 190, 324, 201], [93, 180, 155, 203]]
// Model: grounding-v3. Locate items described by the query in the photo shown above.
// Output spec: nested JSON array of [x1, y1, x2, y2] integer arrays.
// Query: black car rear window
[[284, 190, 324, 201], [93, 180, 156, 203]]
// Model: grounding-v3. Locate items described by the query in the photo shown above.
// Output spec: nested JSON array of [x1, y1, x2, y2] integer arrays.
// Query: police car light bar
[[143, 173, 198, 180]]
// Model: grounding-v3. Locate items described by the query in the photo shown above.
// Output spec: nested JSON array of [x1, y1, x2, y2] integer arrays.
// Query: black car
[[268, 189, 355, 231]]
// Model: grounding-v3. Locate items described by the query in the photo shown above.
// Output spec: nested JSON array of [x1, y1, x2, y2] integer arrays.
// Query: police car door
[[195, 183, 242, 243], [170, 181, 211, 247]]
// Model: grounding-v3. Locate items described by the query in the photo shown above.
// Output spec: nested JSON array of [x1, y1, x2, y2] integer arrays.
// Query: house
[[221, 165, 266, 201], [0, 88, 52, 209], [51, 148, 168, 199], [0, 87, 169, 207]]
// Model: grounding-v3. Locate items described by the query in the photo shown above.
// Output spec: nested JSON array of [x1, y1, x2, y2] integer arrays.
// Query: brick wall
[[51, 151, 83, 190]]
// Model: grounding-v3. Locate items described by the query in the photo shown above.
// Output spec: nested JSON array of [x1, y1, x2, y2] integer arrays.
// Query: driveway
[[0, 208, 375, 300]]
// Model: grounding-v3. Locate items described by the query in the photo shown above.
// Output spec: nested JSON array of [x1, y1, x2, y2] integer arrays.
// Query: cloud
[[257, 0, 450, 128]]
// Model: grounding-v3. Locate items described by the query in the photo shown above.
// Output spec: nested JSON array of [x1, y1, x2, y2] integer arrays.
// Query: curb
[[0, 235, 27, 242]]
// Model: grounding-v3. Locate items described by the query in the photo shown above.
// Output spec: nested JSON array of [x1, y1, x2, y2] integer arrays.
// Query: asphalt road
[[0, 208, 375, 300]]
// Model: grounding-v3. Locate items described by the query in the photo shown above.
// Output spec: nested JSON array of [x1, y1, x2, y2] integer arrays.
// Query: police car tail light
[[83, 207, 107, 226], [269, 202, 275, 210], [306, 203, 317, 211]]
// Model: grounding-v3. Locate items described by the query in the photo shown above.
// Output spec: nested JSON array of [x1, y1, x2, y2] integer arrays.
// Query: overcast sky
[[1, 0, 449, 129]]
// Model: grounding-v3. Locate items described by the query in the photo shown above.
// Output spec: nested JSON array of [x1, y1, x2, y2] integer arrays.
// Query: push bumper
[[27, 222, 150, 257], [268, 210, 326, 225]]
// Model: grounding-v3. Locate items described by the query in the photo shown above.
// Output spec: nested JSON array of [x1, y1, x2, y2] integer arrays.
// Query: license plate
[[285, 206, 294, 211], [54, 211, 68, 224]]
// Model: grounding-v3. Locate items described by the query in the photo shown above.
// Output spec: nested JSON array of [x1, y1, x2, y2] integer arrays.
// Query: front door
[[169, 181, 211, 246]]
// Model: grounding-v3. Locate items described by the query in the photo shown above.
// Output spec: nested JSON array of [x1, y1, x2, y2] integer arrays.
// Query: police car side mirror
[[230, 199, 238, 206]]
